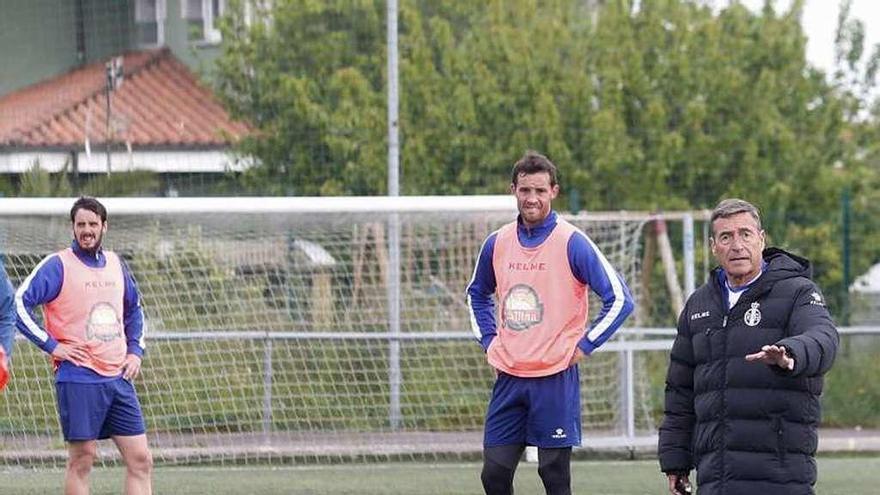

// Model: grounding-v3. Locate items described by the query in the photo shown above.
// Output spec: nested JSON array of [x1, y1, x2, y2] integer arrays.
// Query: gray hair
[[710, 198, 762, 235]]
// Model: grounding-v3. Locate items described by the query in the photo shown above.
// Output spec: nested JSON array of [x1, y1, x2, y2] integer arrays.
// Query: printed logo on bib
[[502, 284, 543, 331], [86, 302, 123, 342]]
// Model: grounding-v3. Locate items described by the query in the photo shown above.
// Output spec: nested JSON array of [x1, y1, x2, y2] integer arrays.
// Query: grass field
[[1, 456, 877, 494]]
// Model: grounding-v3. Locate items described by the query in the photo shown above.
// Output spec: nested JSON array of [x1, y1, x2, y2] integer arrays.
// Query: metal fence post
[[625, 348, 635, 444], [386, 0, 403, 431], [263, 338, 273, 443], [388, 212, 402, 430], [683, 213, 695, 298]]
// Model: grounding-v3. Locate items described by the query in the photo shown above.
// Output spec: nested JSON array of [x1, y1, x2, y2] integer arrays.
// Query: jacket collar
[[516, 210, 557, 240], [70, 239, 106, 267], [710, 247, 811, 306]]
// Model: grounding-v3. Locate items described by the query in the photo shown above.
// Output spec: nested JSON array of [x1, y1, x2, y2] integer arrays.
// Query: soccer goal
[[0, 196, 671, 468]]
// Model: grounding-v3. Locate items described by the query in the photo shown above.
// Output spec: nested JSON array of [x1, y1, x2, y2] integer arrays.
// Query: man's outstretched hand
[[745, 345, 794, 370]]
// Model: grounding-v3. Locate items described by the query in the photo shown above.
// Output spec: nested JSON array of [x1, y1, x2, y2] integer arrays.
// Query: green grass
[[1, 456, 877, 494], [822, 336, 880, 427], [641, 334, 880, 429]]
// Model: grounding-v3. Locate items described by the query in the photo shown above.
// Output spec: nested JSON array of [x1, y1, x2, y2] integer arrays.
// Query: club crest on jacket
[[744, 302, 762, 327]]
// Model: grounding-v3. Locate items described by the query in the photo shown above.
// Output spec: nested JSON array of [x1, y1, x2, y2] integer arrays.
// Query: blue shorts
[[55, 379, 146, 441], [484, 366, 581, 448]]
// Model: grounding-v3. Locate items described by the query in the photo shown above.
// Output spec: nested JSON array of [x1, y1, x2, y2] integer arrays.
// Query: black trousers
[[481, 445, 572, 495]]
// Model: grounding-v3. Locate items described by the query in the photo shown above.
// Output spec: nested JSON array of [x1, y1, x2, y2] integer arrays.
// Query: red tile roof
[[0, 48, 250, 149]]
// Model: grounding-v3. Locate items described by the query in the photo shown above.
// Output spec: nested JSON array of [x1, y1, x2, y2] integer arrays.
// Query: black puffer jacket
[[658, 248, 839, 495]]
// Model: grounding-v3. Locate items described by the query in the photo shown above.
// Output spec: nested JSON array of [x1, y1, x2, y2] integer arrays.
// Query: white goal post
[[0, 196, 691, 467]]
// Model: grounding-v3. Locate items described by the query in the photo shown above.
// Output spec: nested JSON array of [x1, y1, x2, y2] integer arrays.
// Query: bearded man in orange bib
[[16, 197, 152, 495]]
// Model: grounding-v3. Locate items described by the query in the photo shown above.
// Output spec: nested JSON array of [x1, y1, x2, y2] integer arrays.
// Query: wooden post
[[638, 222, 656, 326], [656, 218, 684, 319], [404, 221, 413, 289], [373, 222, 389, 322], [351, 224, 366, 310], [311, 269, 333, 330]]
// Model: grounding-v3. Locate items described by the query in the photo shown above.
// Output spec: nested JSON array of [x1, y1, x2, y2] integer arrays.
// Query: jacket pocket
[[692, 327, 713, 362]]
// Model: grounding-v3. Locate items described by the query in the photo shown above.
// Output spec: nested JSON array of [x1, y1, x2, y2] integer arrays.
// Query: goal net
[[0, 196, 655, 467]]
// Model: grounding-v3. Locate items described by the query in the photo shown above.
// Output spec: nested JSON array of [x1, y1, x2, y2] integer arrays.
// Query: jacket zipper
[[719, 313, 729, 490], [775, 416, 786, 464]]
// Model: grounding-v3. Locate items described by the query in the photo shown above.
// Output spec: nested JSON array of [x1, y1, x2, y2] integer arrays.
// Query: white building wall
[[0, 150, 249, 173]]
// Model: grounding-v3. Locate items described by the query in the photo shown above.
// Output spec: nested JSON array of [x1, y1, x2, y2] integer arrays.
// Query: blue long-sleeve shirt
[[466, 211, 634, 355], [15, 240, 145, 382], [0, 260, 16, 358]]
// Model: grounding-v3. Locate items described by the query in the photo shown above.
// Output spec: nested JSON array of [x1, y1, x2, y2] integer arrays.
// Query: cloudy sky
[[737, 0, 879, 75]]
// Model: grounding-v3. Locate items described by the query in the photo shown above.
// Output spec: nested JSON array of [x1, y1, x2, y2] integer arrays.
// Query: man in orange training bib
[[16, 197, 152, 495], [467, 151, 635, 495]]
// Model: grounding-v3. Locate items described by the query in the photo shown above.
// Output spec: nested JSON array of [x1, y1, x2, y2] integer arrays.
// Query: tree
[[215, 1, 854, 202], [213, 0, 878, 319], [828, 0, 880, 318], [215, 0, 595, 195], [216, 0, 387, 195]]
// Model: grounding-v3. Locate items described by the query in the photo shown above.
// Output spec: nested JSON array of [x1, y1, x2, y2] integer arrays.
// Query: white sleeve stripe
[[139, 308, 147, 349], [467, 294, 481, 341], [576, 231, 626, 342], [15, 254, 57, 343], [465, 230, 500, 341]]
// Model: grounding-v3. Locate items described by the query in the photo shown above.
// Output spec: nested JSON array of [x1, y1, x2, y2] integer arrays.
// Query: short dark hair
[[710, 198, 761, 235], [70, 196, 107, 223], [511, 150, 558, 186]]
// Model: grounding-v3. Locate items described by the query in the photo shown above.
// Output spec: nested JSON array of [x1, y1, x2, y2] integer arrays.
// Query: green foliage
[[214, 0, 880, 323], [0, 175, 16, 197], [0, 345, 60, 433], [78, 170, 161, 197], [14, 160, 160, 197], [832, 0, 880, 320], [643, 334, 880, 429], [214, 0, 855, 203], [215, 0, 387, 195], [821, 335, 880, 428], [18, 160, 72, 197], [127, 224, 285, 331]]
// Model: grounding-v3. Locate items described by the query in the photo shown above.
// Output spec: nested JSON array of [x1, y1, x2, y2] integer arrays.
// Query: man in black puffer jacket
[[658, 198, 839, 495]]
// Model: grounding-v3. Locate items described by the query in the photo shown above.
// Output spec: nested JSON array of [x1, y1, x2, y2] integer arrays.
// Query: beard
[[76, 231, 103, 253]]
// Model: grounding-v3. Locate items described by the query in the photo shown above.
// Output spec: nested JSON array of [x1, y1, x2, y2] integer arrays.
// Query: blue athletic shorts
[[55, 379, 146, 441], [484, 366, 581, 448]]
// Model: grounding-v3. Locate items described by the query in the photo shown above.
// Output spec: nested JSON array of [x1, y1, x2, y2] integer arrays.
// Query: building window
[[184, 0, 226, 44], [135, 0, 166, 47]]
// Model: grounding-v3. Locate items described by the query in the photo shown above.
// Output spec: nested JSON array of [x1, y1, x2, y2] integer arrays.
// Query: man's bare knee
[[125, 448, 153, 477], [68, 442, 97, 477]]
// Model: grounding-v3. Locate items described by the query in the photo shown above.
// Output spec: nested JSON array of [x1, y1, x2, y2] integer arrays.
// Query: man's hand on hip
[[568, 347, 586, 366], [122, 354, 142, 380], [51, 342, 89, 367]]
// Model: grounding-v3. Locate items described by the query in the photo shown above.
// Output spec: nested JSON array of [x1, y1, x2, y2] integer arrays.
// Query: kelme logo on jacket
[[744, 302, 762, 327], [502, 284, 544, 331]]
